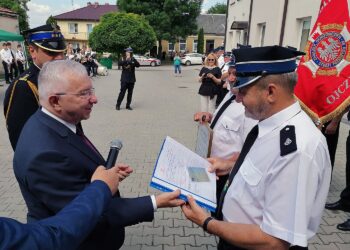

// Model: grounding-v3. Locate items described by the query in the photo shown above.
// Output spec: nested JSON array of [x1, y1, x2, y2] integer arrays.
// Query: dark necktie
[[76, 126, 99, 155], [210, 95, 236, 129], [216, 125, 259, 220], [10, 50, 15, 62]]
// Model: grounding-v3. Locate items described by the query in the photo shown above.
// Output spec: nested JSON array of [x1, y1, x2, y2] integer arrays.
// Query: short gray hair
[[256, 72, 297, 93], [38, 60, 88, 104]]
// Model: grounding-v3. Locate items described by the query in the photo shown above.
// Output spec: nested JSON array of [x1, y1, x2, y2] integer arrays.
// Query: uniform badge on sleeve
[[280, 125, 297, 156]]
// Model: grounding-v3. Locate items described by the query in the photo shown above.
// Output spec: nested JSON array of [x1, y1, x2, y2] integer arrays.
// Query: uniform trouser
[[17, 61, 24, 74], [116, 81, 135, 107], [321, 120, 340, 167], [218, 239, 308, 250], [2, 61, 10, 83], [340, 130, 350, 206], [10, 62, 18, 80]]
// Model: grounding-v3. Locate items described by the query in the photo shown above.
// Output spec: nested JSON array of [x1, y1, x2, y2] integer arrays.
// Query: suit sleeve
[[27, 151, 154, 227], [133, 58, 140, 68], [26, 151, 90, 214], [5, 81, 39, 150], [0, 181, 111, 250]]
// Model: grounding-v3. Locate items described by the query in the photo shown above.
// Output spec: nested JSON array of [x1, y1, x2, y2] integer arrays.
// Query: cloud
[[27, 2, 51, 14], [27, 2, 81, 28]]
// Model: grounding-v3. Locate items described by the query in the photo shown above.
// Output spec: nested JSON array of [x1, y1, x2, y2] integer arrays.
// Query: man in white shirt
[[182, 46, 332, 250], [16, 44, 26, 74], [0, 42, 12, 84], [7, 42, 18, 80]]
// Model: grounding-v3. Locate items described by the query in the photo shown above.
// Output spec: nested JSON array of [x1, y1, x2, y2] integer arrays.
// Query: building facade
[[225, 0, 321, 52], [0, 7, 20, 76], [53, 2, 118, 49], [161, 14, 226, 55]]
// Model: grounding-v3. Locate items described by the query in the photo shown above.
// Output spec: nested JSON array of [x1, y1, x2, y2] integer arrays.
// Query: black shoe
[[325, 200, 350, 212], [116, 105, 120, 110], [337, 219, 350, 231], [126, 106, 133, 110]]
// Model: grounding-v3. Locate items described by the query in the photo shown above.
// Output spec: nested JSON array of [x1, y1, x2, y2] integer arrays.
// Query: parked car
[[181, 53, 204, 66], [133, 55, 161, 66]]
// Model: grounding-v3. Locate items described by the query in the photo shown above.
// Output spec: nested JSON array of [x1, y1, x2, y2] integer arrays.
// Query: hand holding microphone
[[105, 139, 133, 181]]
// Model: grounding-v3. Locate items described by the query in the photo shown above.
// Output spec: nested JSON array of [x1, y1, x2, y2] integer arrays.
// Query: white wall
[[249, 0, 285, 47], [225, 0, 251, 51], [282, 0, 320, 49]]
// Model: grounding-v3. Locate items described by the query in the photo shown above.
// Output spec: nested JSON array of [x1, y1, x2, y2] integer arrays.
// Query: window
[[179, 39, 186, 52], [299, 18, 311, 52], [87, 24, 93, 35], [69, 23, 78, 33], [168, 42, 174, 51], [193, 40, 198, 52], [258, 23, 266, 46]]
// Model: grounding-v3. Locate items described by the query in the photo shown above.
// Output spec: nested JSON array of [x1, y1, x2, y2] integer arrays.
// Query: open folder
[[150, 136, 217, 212]]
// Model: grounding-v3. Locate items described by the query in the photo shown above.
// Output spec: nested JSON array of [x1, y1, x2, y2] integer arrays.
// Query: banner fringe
[[295, 95, 350, 126]]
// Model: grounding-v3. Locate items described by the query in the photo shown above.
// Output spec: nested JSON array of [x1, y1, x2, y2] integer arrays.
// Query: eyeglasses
[[207, 59, 215, 62], [55, 88, 95, 98]]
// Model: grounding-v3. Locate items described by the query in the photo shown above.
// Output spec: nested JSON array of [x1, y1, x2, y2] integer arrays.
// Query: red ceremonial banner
[[295, 0, 350, 124]]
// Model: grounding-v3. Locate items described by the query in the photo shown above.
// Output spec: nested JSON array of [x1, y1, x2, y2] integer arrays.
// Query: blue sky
[[28, 0, 226, 28]]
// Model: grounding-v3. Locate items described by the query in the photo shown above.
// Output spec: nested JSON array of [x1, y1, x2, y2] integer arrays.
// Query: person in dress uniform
[[116, 47, 140, 110], [3, 24, 65, 150], [0, 42, 12, 84], [182, 46, 332, 250]]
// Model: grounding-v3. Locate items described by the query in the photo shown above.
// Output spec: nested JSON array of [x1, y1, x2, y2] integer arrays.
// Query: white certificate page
[[151, 136, 217, 211]]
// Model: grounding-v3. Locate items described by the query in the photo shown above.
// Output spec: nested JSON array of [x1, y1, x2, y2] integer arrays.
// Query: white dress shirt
[[0, 48, 12, 64], [222, 102, 332, 247], [16, 50, 25, 62], [210, 92, 258, 159]]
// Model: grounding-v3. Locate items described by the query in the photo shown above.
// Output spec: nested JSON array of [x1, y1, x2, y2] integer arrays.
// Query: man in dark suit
[[14, 60, 184, 250], [1, 165, 120, 249]]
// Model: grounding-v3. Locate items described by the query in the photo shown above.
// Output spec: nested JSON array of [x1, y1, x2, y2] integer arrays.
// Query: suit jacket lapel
[[36, 110, 105, 165], [68, 133, 105, 165]]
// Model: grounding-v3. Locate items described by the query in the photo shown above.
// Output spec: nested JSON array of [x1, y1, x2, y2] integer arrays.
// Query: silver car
[[133, 55, 161, 67]]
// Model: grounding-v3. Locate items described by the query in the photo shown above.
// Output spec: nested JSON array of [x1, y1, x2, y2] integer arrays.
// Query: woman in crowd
[[198, 53, 222, 113]]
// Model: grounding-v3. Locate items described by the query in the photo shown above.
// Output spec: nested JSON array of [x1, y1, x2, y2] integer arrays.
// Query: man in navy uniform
[[1, 165, 120, 249], [182, 46, 332, 249], [3, 24, 65, 150]]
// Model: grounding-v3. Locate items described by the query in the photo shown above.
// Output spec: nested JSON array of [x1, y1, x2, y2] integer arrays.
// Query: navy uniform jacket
[[3, 64, 40, 150], [0, 181, 111, 250], [14, 110, 154, 250], [118, 57, 140, 83]]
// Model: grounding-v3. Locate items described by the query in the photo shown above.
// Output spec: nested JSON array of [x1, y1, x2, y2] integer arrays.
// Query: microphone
[[106, 139, 123, 169]]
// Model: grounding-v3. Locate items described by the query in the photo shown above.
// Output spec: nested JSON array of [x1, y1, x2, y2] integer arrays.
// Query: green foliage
[[207, 3, 227, 14], [197, 27, 204, 54], [46, 15, 57, 26], [0, 0, 29, 31], [117, 0, 202, 43], [88, 12, 157, 55]]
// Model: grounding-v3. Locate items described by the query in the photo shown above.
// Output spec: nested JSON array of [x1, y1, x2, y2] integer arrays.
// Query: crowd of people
[[65, 43, 99, 77], [0, 42, 26, 85], [0, 22, 349, 250]]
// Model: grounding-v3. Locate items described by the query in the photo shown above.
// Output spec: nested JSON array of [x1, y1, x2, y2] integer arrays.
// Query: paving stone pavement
[[0, 65, 349, 249]]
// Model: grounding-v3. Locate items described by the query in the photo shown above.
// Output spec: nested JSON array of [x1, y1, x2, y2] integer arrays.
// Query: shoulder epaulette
[[280, 125, 297, 156], [5, 73, 39, 121]]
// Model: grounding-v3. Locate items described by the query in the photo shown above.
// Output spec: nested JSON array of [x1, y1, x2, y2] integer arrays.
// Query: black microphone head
[[110, 139, 123, 150]]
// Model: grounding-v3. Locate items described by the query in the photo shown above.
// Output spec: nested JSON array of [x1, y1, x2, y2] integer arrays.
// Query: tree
[[89, 12, 157, 56], [207, 3, 227, 14], [197, 27, 204, 54], [46, 15, 57, 26], [0, 0, 30, 31], [117, 0, 202, 57]]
